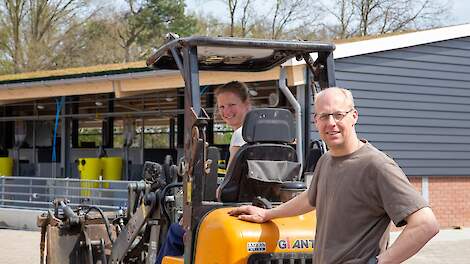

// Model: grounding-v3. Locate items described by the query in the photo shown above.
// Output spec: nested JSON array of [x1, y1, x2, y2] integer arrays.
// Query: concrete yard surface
[[0, 228, 40, 264], [392, 228, 470, 264]]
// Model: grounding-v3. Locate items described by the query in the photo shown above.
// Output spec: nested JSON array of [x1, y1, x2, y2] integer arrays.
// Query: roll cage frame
[[146, 35, 336, 263]]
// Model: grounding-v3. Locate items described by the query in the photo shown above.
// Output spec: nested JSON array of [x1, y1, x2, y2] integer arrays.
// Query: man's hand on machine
[[228, 205, 271, 223]]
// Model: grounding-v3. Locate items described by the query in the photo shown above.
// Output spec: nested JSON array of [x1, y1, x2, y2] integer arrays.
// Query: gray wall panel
[[384, 150, 470, 159], [355, 91, 470, 104], [401, 45, 470, 57], [397, 160, 469, 167], [358, 125, 470, 136], [343, 80, 470, 97], [360, 133, 470, 144], [336, 72, 470, 88], [428, 38, 470, 49], [401, 167, 470, 176], [359, 117, 470, 128], [356, 99, 470, 112], [358, 108, 470, 120], [354, 50, 470, 65], [372, 142, 470, 151], [336, 64, 470, 81], [336, 56, 470, 73], [328, 37, 470, 176]]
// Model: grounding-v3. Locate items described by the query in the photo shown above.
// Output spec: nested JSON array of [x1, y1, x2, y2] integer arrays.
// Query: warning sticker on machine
[[247, 242, 266, 252]]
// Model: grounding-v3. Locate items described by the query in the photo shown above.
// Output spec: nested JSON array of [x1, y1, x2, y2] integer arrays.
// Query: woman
[[156, 81, 252, 264], [214, 81, 252, 200]]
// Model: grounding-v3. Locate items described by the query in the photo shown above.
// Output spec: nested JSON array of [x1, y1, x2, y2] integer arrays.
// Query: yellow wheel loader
[[38, 34, 336, 264]]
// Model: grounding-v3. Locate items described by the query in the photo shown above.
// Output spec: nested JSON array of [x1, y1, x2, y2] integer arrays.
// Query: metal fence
[[0, 176, 136, 211]]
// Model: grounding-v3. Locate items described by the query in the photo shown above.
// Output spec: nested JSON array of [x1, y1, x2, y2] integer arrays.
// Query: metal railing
[[0, 176, 137, 211]]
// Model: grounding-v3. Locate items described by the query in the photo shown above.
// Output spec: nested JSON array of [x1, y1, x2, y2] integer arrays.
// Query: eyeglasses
[[314, 109, 354, 122]]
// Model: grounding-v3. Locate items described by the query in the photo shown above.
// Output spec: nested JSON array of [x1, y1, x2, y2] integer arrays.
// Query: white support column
[[422, 176, 429, 203]]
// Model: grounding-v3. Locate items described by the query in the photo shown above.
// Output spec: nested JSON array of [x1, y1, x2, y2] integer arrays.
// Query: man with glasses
[[229, 87, 439, 264]]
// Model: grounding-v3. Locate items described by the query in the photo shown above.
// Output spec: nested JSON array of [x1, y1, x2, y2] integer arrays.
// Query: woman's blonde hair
[[214, 81, 251, 103]]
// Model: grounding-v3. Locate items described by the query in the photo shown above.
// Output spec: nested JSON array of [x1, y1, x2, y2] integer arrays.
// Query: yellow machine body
[[163, 207, 316, 264], [162, 256, 183, 264]]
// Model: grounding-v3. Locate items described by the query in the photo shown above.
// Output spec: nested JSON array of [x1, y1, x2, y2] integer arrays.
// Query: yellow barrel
[[77, 158, 102, 196], [0, 157, 13, 176], [101, 157, 122, 188]]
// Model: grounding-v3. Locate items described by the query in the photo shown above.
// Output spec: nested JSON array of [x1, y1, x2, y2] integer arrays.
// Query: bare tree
[[25, 0, 93, 71], [115, 0, 196, 62], [198, 0, 323, 39], [0, 0, 196, 73], [0, 0, 95, 73], [376, 0, 448, 33], [218, 0, 255, 37], [227, 0, 238, 37], [116, 0, 146, 62], [52, 13, 126, 67], [1, 0, 27, 73], [322, 0, 355, 38], [354, 0, 380, 36], [269, 0, 318, 40], [239, 0, 251, 37], [324, 0, 450, 38], [194, 13, 226, 37]]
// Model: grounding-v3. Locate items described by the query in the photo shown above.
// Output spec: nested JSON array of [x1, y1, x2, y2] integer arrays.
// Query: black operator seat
[[304, 139, 326, 173], [219, 108, 301, 203]]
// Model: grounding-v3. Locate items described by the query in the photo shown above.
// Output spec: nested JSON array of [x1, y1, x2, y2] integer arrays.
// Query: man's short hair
[[314, 87, 355, 108]]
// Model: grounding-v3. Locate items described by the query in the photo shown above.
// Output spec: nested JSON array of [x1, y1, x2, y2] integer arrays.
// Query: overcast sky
[[451, 0, 470, 24], [186, 0, 470, 26]]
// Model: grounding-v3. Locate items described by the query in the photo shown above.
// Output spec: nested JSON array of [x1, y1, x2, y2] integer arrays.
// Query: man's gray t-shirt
[[307, 141, 428, 264]]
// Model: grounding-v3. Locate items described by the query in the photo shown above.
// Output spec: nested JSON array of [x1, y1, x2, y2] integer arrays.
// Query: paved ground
[[0, 228, 40, 264], [393, 228, 470, 264], [0, 228, 469, 263]]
